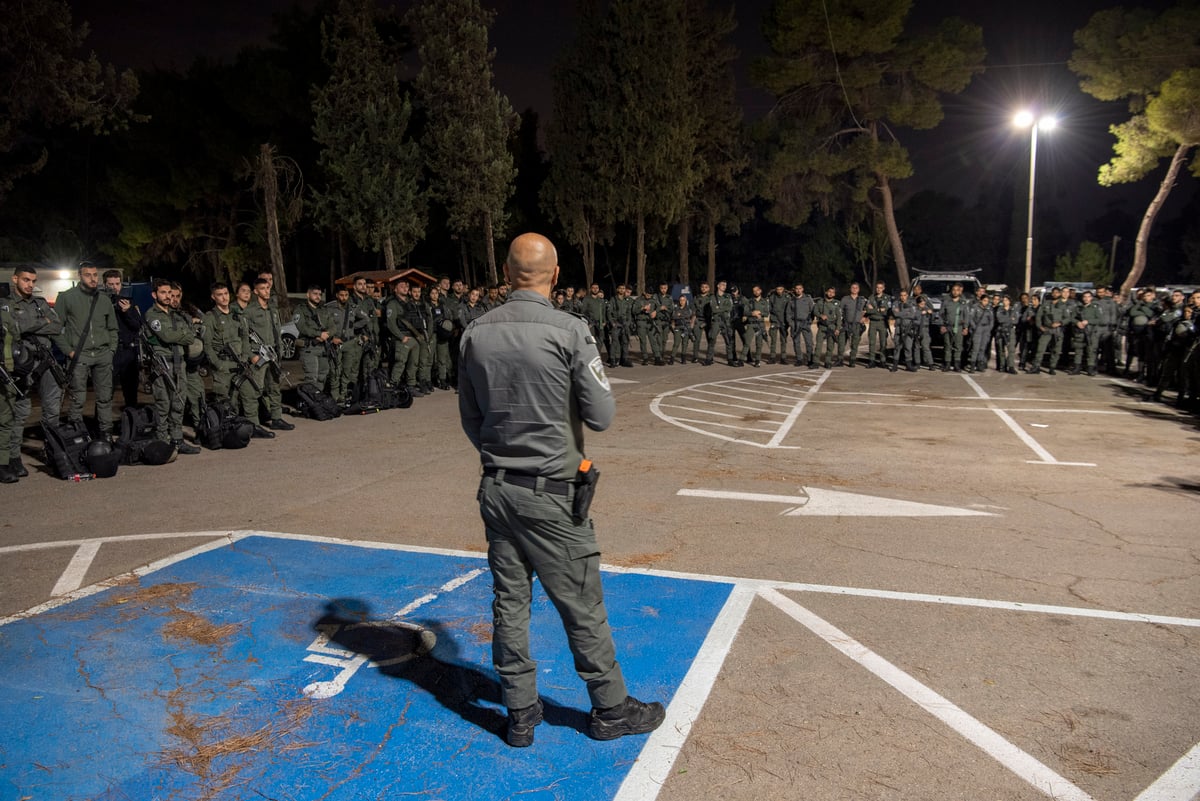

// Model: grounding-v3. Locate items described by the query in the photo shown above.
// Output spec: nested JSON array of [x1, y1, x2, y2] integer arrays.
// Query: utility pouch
[[572, 459, 600, 523]]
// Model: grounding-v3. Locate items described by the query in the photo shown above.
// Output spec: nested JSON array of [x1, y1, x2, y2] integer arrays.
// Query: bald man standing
[[458, 233, 664, 748]]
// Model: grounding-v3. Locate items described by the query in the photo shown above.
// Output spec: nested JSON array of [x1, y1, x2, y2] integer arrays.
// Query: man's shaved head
[[504, 233, 559, 294]]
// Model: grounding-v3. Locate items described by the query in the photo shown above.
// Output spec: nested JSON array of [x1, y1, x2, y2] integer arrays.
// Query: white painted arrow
[[677, 487, 996, 517]]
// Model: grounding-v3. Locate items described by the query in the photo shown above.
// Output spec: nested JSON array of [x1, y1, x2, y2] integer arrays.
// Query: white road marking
[[5, 530, 1196, 800], [1134, 741, 1200, 801], [50, 541, 102, 597], [758, 588, 1098, 801], [656, 403, 753, 420], [678, 487, 995, 517], [668, 416, 779, 434], [614, 584, 756, 801], [960, 374, 1095, 466], [766, 369, 831, 447], [301, 567, 484, 700]]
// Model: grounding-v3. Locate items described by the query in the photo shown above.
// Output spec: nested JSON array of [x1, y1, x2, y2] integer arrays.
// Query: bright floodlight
[[1038, 116, 1058, 131], [1013, 110, 1034, 127]]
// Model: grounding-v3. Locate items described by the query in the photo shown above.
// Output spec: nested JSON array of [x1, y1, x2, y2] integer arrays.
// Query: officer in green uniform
[[652, 283, 673, 365], [890, 289, 920, 371], [327, 286, 357, 402], [0, 299, 21, 482], [383, 281, 422, 395], [145, 279, 200, 454], [581, 283, 609, 365], [294, 285, 334, 391], [939, 283, 970, 372], [171, 285, 207, 434], [767, 286, 790, 364], [706, 281, 735, 366], [993, 295, 1018, 373], [742, 285, 770, 367], [1071, 290, 1103, 376], [428, 286, 454, 390], [813, 287, 842, 369], [53, 261, 117, 438], [688, 282, 711, 364], [355, 278, 382, 375], [838, 283, 868, 367], [786, 283, 815, 368], [669, 294, 696, 364], [402, 284, 434, 394], [203, 282, 261, 420], [458, 232, 664, 747], [863, 282, 893, 368], [606, 285, 634, 368], [9, 265, 64, 476], [243, 278, 294, 429], [1028, 287, 1069, 374]]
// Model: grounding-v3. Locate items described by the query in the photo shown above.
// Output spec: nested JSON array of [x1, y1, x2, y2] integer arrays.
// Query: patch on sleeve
[[585, 335, 597, 345], [149, 318, 162, 332], [588, 356, 611, 391]]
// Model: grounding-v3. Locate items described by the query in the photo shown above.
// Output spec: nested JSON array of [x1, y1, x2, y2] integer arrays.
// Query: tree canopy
[[1070, 2, 1200, 296], [753, 0, 985, 290]]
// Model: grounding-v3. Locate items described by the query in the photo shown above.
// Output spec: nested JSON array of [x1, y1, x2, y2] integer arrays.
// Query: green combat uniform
[[669, 302, 696, 363], [459, 288, 652, 730], [813, 295, 842, 368], [53, 282, 117, 435], [1072, 300, 1103, 375], [144, 303, 194, 444], [634, 292, 662, 364], [767, 289, 790, 363], [1030, 298, 1070, 374], [581, 294, 609, 363], [202, 305, 257, 413], [383, 294, 418, 391], [706, 292, 734, 365], [864, 292, 892, 367], [329, 295, 373, 402], [294, 300, 333, 391], [690, 291, 713, 363], [742, 295, 770, 365], [607, 293, 634, 368], [242, 299, 285, 421], [940, 295, 970, 370], [9, 289, 63, 463]]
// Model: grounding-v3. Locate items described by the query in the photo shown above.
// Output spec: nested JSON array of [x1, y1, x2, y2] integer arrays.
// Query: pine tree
[[753, 0, 984, 290], [409, 0, 516, 286], [1070, 3, 1200, 297], [311, 0, 424, 270]]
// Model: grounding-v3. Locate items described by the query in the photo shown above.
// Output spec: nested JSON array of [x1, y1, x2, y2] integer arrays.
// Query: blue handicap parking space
[[1, 535, 734, 801]]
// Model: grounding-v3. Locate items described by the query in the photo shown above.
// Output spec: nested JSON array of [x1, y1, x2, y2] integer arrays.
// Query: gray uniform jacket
[[459, 290, 614, 481]]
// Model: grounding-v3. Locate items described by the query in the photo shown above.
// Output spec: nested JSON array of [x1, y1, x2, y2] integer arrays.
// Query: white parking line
[[759, 588, 1098, 801], [1134, 741, 1200, 801], [960, 375, 1095, 466], [766, 369, 831, 447]]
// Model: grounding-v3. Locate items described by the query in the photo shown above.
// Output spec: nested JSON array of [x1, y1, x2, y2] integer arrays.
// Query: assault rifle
[[0, 362, 24, 399], [138, 328, 177, 393], [248, 330, 294, 387], [220, 346, 261, 394]]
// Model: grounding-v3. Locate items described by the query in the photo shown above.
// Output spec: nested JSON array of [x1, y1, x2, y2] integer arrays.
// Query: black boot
[[0, 463, 17, 483], [588, 696, 666, 741], [174, 439, 200, 455], [269, 418, 295, 431], [9, 457, 28, 478], [505, 699, 543, 748]]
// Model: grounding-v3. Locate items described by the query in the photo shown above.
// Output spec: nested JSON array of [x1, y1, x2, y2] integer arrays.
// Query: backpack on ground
[[196, 399, 254, 450], [117, 406, 165, 465], [43, 419, 93, 479], [370, 368, 412, 410], [296, 382, 342, 421]]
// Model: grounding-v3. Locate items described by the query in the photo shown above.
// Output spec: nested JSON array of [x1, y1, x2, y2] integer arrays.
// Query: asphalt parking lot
[[1, 360, 1197, 800]]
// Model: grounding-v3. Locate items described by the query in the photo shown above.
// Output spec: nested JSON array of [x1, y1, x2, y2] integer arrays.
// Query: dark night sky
[[70, 0, 1195, 255]]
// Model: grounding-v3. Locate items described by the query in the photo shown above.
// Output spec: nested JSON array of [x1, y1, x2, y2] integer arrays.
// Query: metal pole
[[1023, 125, 1038, 294]]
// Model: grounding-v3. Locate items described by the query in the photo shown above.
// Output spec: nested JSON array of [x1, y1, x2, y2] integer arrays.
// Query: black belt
[[485, 469, 572, 496]]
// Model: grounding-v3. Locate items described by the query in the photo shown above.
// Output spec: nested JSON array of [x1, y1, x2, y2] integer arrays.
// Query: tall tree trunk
[[258, 144, 290, 315], [1120, 143, 1191, 300], [582, 216, 596, 288], [460, 239, 472, 287], [635, 211, 647, 294], [483, 210, 498, 286], [329, 232, 337, 293], [706, 211, 717, 288], [383, 235, 396, 270], [875, 170, 910, 291], [678, 216, 690, 286], [338, 230, 348, 277]]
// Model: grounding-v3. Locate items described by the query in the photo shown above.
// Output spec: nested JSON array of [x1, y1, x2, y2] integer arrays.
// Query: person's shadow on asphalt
[[313, 599, 589, 741]]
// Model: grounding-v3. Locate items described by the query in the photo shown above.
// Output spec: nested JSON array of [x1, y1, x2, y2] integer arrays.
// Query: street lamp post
[[1014, 111, 1056, 293]]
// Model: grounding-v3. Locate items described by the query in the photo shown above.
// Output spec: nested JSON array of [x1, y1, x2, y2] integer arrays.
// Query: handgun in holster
[[572, 459, 600, 524]]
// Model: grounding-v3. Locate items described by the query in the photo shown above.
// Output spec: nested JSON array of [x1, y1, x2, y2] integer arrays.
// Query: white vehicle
[[280, 314, 299, 360]]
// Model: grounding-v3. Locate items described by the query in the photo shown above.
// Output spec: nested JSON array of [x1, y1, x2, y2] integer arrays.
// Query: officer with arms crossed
[[54, 261, 117, 438], [458, 233, 664, 748]]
